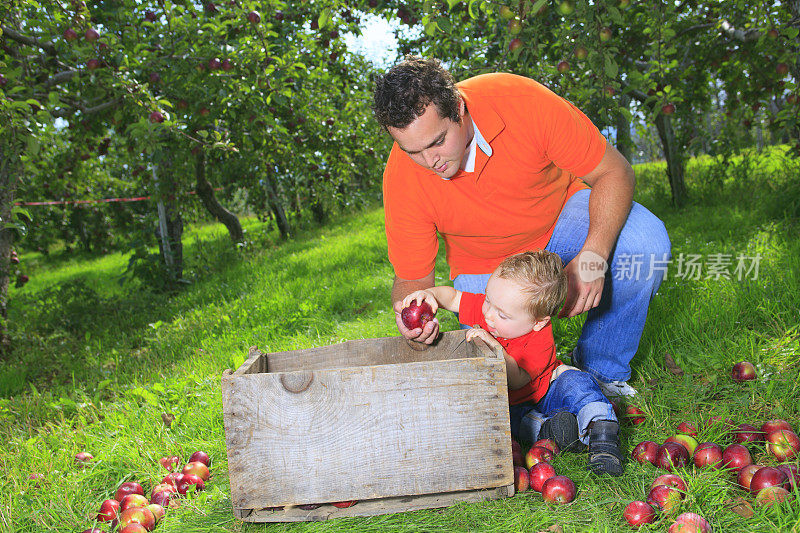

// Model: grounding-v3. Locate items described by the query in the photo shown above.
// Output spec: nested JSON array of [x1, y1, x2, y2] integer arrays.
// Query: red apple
[[144, 10, 157, 22], [162, 472, 182, 487], [755, 485, 792, 507], [401, 301, 435, 330], [525, 445, 554, 469], [668, 512, 712, 533], [766, 429, 800, 461], [176, 473, 205, 495], [75, 451, 93, 465], [533, 438, 559, 455], [733, 423, 763, 444], [508, 38, 522, 52], [632, 441, 659, 465], [656, 442, 689, 471], [624, 500, 655, 527], [115, 482, 144, 502], [159, 456, 180, 471], [119, 525, 148, 533], [737, 464, 762, 491], [722, 444, 752, 472], [86, 58, 101, 71], [150, 490, 174, 508], [665, 434, 698, 456], [188, 451, 211, 466], [529, 462, 557, 492], [331, 500, 357, 508], [85, 28, 100, 41], [150, 483, 177, 499], [557, 61, 570, 73], [626, 406, 646, 425], [117, 506, 155, 531], [97, 499, 120, 522], [751, 466, 789, 495], [731, 361, 756, 382], [676, 422, 698, 436], [221, 58, 233, 71], [541, 475, 576, 504], [778, 464, 799, 491], [182, 461, 210, 481], [82, 529, 107, 533], [647, 484, 682, 514], [63, 28, 79, 42], [762, 419, 793, 435], [247, 10, 261, 24], [776, 63, 789, 76], [651, 473, 687, 493], [514, 465, 529, 492], [120, 493, 149, 511], [208, 57, 221, 70], [149, 111, 165, 123], [146, 503, 165, 522], [661, 103, 676, 115], [511, 440, 524, 466], [694, 442, 723, 469]]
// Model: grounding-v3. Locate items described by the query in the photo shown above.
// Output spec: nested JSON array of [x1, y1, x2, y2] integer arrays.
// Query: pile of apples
[[78, 451, 211, 533], [624, 361, 799, 529], [512, 438, 577, 504]]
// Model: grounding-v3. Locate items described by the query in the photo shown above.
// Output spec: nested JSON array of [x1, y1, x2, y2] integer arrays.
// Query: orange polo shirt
[[383, 72, 608, 280]]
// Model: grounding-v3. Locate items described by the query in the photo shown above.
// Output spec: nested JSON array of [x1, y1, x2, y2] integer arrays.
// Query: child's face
[[481, 271, 537, 339]]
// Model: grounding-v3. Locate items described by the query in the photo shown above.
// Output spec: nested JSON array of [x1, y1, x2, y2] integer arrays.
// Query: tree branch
[[719, 20, 761, 42], [44, 69, 79, 89], [0, 25, 57, 55], [51, 97, 123, 118]]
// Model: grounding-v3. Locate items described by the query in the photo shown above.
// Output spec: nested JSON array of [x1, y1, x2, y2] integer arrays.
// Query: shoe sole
[[540, 412, 583, 452]]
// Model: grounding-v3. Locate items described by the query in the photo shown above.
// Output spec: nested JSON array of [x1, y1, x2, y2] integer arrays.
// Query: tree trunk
[[0, 139, 19, 355], [153, 159, 184, 281], [615, 94, 633, 162], [263, 169, 290, 238], [655, 113, 688, 207], [195, 152, 244, 243]]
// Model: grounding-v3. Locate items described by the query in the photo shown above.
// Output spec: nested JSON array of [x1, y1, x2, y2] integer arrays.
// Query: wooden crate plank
[[221, 356, 512, 509], [264, 330, 472, 373], [237, 485, 515, 522], [233, 346, 264, 375]]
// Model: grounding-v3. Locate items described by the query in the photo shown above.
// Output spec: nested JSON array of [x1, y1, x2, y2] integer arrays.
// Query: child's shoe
[[587, 419, 624, 476], [538, 411, 584, 452]]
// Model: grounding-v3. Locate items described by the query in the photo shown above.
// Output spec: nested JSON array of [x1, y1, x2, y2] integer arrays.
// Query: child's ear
[[532, 316, 551, 332]]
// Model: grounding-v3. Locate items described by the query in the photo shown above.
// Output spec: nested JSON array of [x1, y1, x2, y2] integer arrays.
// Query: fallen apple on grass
[[514, 465, 529, 492], [766, 429, 800, 461], [656, 442, 689, 471], [778, 464, 799, 491], [182, 461, 211, 481], [750, 466, 788, 495], [529, 462, 557, 492], [737, 464, 762, 491], [646, 484, 682, 514], [665, 434, 699, 456], [632, 441, 658, 465], [626, 406, 646, 425], [733, 423, 763, 444], [676, 422, 698, 437], [754, 485, 792, 507], [117, 506, 155, 531], [97, 498, 120, 522], [731, 361, 756, 382], [120, 493, 149, 511], [119, 524, 148, 533], [401, 300, 435, 330], [623, 500, 655, 527], [188, 451, 211, 467], [541, 475, 576, 504], [693, 442, 723, 469], [159, 456, 180, 471], [75, 452, 94, 466], [651, 473, 687, 493], [668, 512, 712, 533], [150, 490, 175, 508], [525, 445, 555, 468], [146, 503, 166, 522], [115, 482, 145, 502], [761, 419, 793, 435], [722, 444, 752, 472], [533, 438, 559, 455], [176, 473, 205, 495]]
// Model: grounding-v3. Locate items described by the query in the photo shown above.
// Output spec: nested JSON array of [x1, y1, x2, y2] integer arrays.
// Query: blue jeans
[[454, 189, 671, 383], [509, 370, 616, 445]]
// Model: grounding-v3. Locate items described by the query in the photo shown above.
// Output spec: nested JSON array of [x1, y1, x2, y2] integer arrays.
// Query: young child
[[401, 250, 624, 476]]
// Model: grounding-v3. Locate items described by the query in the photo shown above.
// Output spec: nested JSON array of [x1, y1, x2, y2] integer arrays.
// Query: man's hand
[[559, 250, 607, 318], [394, 299, 440, 344]]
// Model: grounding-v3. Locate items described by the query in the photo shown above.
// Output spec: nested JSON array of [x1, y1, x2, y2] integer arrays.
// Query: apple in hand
[[694, 442, 723, 469], [750, 466, 788, 495], [623, 500, 655, 527], [401, 301, 435, 330], [632, 441, 658, 465], [529, 462, 557, 492], [722, 443, 752, 472], [766, 429, 800, 460], [115, 482, 145, 502], [514, 465, 529, 492], [525, 445, 554, 468], [731, 361, 756, 382], [541, 475, 576, 504], [97, 499, 120, 522]]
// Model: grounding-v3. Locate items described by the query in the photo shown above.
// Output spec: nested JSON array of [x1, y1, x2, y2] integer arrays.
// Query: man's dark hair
[[372, 56, 461, 130]]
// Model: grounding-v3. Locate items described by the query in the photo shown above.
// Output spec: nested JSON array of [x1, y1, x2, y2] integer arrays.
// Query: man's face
[[386, 101, 472, 179]]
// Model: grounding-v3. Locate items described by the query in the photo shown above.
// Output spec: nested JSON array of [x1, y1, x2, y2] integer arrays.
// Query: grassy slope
[[3, 148, 800, 532]]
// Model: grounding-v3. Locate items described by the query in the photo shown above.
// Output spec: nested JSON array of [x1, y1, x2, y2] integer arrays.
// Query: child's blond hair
[[497, 250, 568, 320]]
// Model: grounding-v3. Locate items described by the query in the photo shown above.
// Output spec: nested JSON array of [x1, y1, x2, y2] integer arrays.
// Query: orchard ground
[[3, 147, 800, 531]]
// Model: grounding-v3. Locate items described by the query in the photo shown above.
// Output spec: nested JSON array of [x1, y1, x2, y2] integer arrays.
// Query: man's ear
[[532, 316, 551, 332]]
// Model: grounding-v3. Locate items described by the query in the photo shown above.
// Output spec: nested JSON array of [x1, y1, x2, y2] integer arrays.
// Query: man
[[373, 56, 670, 399]]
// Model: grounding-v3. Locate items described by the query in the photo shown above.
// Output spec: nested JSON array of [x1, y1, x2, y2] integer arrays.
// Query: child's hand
[[401, 290, 439, 314], [466, 326, 505, 357]]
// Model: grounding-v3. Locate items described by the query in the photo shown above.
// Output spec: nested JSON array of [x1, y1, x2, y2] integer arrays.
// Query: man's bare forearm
[[391, 271, 435, 305]]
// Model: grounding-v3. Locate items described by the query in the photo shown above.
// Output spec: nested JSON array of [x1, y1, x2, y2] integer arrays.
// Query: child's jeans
[[509, 369, 616, 445]]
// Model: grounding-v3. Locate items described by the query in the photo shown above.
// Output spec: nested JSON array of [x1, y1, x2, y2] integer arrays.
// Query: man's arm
[[392, 271, 440, 343], [560, 143, 635, 318]]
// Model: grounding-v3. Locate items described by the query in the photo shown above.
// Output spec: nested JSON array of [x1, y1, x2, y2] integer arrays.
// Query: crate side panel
[[222, 357, 511, 510], [265, 330, 470, 373]]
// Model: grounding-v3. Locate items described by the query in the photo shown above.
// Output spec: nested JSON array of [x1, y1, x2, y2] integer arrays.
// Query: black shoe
[[538, 411, 583, 452], [587, 420, 624, 476]]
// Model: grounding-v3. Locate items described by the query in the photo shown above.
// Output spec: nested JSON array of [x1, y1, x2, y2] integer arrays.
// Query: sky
[[343, 13, 404, 69]]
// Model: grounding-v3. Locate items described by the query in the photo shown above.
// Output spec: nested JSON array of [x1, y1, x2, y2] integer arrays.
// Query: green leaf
[[436, 16, 452, 33], [604, 56, 618, 79], [318, 10, 331, 30], [11, 206, 32, 223], [447, 0, 461, 8], [425, 20, 438, 36], [532, 0, 548, 15], [26, 136, 40, 156], [784, 27, 799, 40]]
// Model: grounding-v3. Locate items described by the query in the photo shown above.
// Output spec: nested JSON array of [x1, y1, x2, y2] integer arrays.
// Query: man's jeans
[[454, 189, 671, 383], [509, 369, 617, 445]]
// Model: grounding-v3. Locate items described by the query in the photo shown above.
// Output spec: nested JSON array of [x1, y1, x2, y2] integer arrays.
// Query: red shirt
[[383, 72, 606, 280], [459, 292, 562, 405]]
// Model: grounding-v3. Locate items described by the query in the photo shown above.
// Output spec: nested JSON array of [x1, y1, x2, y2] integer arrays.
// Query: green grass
[[2, 146, 800, 532]]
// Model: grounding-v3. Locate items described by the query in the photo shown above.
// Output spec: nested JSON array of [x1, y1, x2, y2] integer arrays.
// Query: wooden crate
[[221, 329, 514, 522]]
